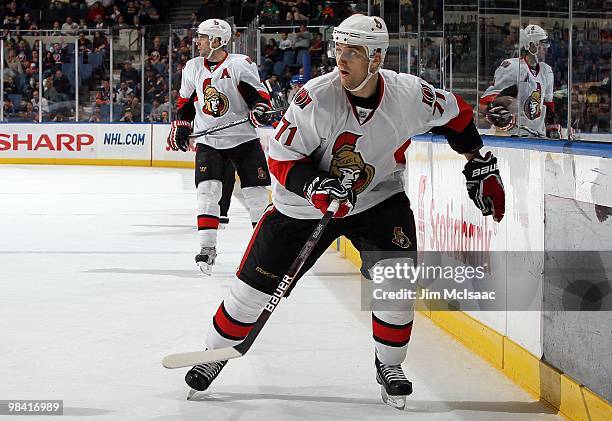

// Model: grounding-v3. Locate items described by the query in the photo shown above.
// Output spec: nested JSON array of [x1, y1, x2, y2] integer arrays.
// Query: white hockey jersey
[[178, 52, 269, 149], [269, 68, 472, 219], [481, 58, 554, 136]]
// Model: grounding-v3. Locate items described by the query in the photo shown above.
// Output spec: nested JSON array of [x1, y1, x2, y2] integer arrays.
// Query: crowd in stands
[[2, 0, 611, 133], [1, 0, 168, 122]]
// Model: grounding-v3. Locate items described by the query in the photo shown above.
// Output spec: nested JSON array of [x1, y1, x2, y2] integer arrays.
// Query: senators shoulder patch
[[293, 87, 312, 109], [500, 60, 511, 68]]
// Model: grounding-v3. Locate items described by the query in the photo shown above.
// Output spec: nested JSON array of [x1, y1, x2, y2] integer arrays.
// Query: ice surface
[[0, 165, 561, 420]]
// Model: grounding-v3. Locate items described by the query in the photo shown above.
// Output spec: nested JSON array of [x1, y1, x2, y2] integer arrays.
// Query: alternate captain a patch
[[392, 227, 411, 249]]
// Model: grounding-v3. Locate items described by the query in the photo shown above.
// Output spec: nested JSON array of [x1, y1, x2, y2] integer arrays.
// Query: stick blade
[[162, 347, 243, 369]]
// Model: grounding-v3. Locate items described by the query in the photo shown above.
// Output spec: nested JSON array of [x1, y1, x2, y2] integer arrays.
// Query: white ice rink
[[0, 165, 562, 420]]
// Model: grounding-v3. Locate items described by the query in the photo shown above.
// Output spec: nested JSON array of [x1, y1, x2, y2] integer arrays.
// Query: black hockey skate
[[375, 355, 413, 410], [195, 247, 217, 276], [184, 360, 227, 399]]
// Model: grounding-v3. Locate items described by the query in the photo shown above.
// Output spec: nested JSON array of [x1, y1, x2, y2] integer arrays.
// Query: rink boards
[[1, 123, 611, 418]]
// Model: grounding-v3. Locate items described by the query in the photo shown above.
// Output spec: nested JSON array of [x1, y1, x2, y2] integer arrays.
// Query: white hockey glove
[[249, 102, 272, 128], [167, 120, 191, 152]]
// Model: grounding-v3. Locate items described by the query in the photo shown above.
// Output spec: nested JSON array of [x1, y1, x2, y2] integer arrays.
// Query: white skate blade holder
[[381, 387, 407, 410], [197, 261, 213, 276]]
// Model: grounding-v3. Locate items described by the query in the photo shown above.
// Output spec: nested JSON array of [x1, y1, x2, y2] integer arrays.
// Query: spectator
[[120, 61, 139, 86], [95, 79, 112, 104], [78, 18, 88, 30], [3, 2, 21, 30], [148, 36, 167, 59], [309, 32, 323, 64], [129, 96, 142, 121], [6, 49, 24, 75], [87, 2, 106, 24], [21, 13, 34, 30], [119, 108, 134, 122], [260, 0, 280, 22], [62, 16, 79, 35], [53, 69, 71, 99], [20, 102, 37, 121], [115, 15, 128, 28], [286, 6, 307, 21], [93, 15, 105, 29], [3, 98, 16, 117], [124, 1, 138, 23], [77, 32, 93, 54], [115, 81, 134, 105], [31, 90, 49, 115], [108, 5, 122, 23], [263, 38, 281, 62], [139, 0, 160, 25], [92, 31, 109, 53], [159, 110, 169, 123], [278, 32, 292, 50], [185, 12, 199, 29], [89, 105, 103, 122], [316, 1, 334, 22], [293, 24, 312, 50], [51, 21, 62, 36]]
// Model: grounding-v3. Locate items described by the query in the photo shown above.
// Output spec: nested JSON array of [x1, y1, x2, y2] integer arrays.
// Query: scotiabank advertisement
[[0, 124, 151, 161]]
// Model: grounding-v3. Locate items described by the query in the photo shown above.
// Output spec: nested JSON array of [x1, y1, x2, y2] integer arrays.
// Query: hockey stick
[[189, 108, 287, 138], [162, 200, 340, 369]]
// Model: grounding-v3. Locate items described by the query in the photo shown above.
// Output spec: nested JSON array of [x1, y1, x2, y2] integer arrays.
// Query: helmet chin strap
[[206, 44, 225, 60], [345, 57, 378, 92]]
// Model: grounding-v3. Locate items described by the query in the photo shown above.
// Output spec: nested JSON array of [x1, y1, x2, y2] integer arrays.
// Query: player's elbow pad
[[432, 120, 483, 154]]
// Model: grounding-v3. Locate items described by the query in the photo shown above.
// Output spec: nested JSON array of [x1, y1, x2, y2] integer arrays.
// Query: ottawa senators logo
[[329, 132, 375, 194], [202, 78, 229, 117], [293, 87, 312, 109], [392, 227, 411, 249], [523, 82, 542, 120]]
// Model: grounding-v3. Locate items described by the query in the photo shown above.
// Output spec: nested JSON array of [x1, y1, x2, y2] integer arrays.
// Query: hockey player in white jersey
[[480, 24, 559, 138], [182, 14, 505, 408], [167, 19, 272, 275]]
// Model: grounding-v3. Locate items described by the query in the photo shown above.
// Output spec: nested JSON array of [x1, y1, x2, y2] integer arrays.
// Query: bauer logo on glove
[[462, 152, 505, 222]]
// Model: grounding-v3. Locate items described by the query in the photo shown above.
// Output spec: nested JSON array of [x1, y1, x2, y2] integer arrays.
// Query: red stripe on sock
[[372, 316, 413, 345], [198, 215, 220, 230], [213, 303, 254, 339]]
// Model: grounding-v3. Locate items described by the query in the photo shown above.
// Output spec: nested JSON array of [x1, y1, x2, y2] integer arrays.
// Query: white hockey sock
[[197, 180, 222, 248], [205, 280, 271, 350], [242, 186, 270, 225]]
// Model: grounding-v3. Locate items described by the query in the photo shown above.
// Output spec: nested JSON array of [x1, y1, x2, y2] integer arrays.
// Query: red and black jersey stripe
[[372, 313, 413, 347], [212, 301, 255, 341]]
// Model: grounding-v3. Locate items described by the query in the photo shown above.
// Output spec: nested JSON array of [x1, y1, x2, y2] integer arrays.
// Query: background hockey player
[[181, 14, 505, 409], [480, 24, 559, 138], [167, 19, 272, 275]]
